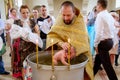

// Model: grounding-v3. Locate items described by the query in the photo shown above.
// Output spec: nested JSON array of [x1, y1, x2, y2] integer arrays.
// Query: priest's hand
[[60, 42, 70, 51], [58, 42, 76, 57]]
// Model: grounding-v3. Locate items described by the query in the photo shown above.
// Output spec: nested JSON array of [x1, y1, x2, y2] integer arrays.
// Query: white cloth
[[23, 21, 32, 32], [5, 18, 14, 34], [9, 24, 43, 48], [5, 18, 43, 48], [94, 10, 115, 47], [113, 27, 119, 47], [38, 16, 55, 34], [0, 37, 3, 50], [5, 18, 14, 25], [38, 19, 51, 34]]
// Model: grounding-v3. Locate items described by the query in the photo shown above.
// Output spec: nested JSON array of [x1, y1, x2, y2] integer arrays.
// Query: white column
[[87, 0, 97, 15], [107, 0, 116, 11], [0, 0, 6, 20]]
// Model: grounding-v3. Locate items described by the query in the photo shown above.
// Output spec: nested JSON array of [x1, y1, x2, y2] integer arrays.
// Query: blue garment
[[118, 40, 120, 54], [0, 19, 5, 43], [0, 19, 5, 35], [0, 19, 5, 73], [0, 56, 5, 73], [87, 25, 95, 55]]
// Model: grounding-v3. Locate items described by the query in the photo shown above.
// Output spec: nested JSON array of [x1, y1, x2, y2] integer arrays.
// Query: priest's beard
[[64, 19, 73, 25]]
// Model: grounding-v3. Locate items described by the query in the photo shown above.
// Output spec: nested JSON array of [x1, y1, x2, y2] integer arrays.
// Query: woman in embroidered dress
[[11, 5, 40, 79]]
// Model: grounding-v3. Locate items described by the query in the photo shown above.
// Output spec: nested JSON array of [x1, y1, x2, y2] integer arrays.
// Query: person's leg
[[115, 41, 120, 66], [0, 56, 10, 75], [99, 51, 118, 80], [93, 53, 101, 75], [42, 39, 46, 50], [110, 54, 115, 65], [115, 54, 119, 66], [0, 56, 5, 73], [98, 40, 118, 80]]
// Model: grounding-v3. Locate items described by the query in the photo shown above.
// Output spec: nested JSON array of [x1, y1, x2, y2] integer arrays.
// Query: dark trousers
[[115, 54, 119, 65], [93, 39, 118, 80]]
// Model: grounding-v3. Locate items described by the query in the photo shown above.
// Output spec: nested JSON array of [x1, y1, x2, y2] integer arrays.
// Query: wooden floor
[[0, 46, 120, 80]]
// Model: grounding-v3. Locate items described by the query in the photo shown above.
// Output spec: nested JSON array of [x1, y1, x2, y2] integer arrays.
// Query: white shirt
[[94, 10, 115, 47]]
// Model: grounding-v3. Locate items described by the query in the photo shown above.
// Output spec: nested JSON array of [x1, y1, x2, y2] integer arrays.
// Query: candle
[[68, 38, 70, 71], [51, 39, 54, 71], [36, 39, 39, 68]]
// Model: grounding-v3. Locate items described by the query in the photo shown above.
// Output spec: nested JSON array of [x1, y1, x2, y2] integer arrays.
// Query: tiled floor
[[0, 46, 120, 80]]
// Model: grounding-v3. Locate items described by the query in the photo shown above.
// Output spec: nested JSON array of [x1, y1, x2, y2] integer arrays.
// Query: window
[[15, 0, 22, 8], [116, 0, 120, 8]]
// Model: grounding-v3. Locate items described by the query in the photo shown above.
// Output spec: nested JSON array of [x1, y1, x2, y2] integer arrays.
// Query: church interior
[[0, 0, 120, 80]]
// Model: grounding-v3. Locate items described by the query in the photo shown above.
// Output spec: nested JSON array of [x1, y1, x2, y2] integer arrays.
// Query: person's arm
[[117, 28, 120, 37], [114, 21, 120, 28], [57, 42, 69, 51]]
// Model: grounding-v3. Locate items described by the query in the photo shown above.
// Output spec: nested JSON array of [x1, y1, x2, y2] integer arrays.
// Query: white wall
[[53, 0, 83, 17], [87, 0, 97, 15], [107, 0, 116, 11], [20, 0, 118, 17], [87, 0, 116, 14], [23, 0, 49, 12], [0, 0, 6, 20]]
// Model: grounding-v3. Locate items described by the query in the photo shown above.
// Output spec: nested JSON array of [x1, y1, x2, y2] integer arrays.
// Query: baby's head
[[14, 19, 23, 27], [14, 19, 36, 29], [29, 18, 36, 29]]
